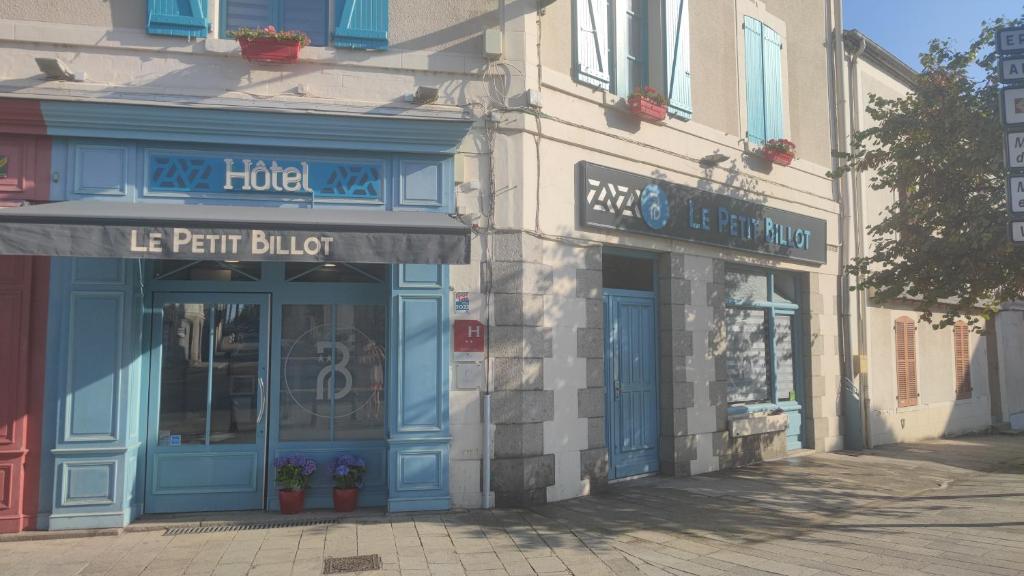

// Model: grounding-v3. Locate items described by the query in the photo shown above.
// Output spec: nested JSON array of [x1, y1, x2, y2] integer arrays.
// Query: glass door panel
[[278, 303, 387, 442], [146, 293, 269, 514]]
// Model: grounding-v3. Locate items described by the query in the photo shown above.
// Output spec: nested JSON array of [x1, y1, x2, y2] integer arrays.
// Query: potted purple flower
[[273, 455, 317, 514], [331, 454, 367, 513]]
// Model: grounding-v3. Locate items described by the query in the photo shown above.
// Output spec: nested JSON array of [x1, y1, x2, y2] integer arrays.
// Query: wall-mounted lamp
[[699, 153, 730, 168], [35, 57, 80, 81]]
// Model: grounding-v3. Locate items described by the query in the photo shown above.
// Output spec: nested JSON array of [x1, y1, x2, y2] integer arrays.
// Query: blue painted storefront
[[33, 101, 470, 529]]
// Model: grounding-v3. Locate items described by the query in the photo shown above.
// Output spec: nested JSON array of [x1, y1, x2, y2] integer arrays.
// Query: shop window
[[574, 0, 692, 116], [278, 303, 386, 442], [153, 260, 261, 282], [724, 267, 802, 406], [743, 16, 784, 144], [895, 316, 919, 408], [602, 253, 655, 291], [954, 321, 972, 400], [223, 0, 330, 47], [285, 262, 386, 283]]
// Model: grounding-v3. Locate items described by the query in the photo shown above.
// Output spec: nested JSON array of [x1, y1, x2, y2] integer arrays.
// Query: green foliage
[[834, 14, 1024, 329]]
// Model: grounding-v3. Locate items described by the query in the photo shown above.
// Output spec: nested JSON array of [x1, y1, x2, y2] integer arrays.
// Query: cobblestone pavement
[[2, 434, 1023, 576]]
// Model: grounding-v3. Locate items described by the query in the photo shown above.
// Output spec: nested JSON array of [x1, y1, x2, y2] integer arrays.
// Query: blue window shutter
[[575, 0, 611, 90], [744, 16, 766, 144], [148, 0, 208, 38], [664, 0, 692, 118], [223, 0, 272, 33], [283, 0, 329, 46], [334, 0, 388, 50], [762, 24, 785, 141]]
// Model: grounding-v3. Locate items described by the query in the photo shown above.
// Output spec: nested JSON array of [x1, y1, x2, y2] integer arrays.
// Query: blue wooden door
[[773, 310, 803, 450], [145, 292, 270, 513], [605, 290, 659, 479]]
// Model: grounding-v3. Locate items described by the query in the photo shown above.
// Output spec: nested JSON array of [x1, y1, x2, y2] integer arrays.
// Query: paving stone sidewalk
[[2, 434, 1023, 576]]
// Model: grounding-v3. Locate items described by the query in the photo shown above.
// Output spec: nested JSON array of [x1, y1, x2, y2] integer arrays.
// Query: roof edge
[[844, 29, 919, 89]]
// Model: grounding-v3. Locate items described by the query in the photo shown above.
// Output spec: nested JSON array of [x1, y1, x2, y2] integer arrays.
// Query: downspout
[[845, 32, 871, 449], [828, 0, 861, 450]]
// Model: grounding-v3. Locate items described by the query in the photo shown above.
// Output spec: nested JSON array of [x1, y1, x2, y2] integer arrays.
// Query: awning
[[0, 201, 471, 264]]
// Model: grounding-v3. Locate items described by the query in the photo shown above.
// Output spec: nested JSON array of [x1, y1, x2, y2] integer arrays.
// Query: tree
[[837, 15, 1024, 329]]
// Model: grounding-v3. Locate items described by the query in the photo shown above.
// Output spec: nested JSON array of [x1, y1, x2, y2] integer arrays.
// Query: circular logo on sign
[[640, 184, 669, 230]]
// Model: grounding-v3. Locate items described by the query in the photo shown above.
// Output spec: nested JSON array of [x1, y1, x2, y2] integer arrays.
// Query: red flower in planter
[[230, 25, 310, 64], [627, 86, 668, 122], [758, 138, 796, 166]]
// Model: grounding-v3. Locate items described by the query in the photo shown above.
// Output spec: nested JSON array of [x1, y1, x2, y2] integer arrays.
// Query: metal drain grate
[[163, 517, 342, 536], [323, 554, 382, 574]]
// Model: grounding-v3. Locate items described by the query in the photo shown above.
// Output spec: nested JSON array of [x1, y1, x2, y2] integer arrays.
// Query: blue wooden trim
[[147, 0, 208, 38], [333, 0, 389, 50], [220, 0, 330, 48], [41, 102, 472, 155]]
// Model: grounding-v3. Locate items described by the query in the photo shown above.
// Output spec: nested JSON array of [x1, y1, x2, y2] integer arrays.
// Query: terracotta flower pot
[[627, 95, 668, 122], [278, 489, 305, 514], [333, 487, 359, 512], [238, 38, 303, 64], [761, 149, 795, 166]]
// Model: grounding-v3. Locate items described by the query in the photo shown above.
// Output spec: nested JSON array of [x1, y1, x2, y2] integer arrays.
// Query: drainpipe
[[828, 0, 864, 450], [845, 31, 871, 449]]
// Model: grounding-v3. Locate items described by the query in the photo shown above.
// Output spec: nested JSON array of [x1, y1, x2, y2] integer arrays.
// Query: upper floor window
[[574, 0, 692, 118], [146, 0, 389, 50], [953, 321, 972, 400], [743, 16, 784, 145], [223, 0, 330, 47], [894, 316, 919, 408]]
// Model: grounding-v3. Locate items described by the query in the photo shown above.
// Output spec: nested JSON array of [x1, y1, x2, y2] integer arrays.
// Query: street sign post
[[1008, 175, 1024, 214], [1001, 56, 1024, 84], [999, 26, 1024, 244], [998, 26, 1024, 54]]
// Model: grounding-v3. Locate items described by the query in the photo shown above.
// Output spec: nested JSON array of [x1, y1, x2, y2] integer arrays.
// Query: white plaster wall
[[866, 307, 992, 445], [995, 308, 1024, 425]]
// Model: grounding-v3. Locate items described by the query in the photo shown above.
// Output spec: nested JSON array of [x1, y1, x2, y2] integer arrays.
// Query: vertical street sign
[[998, 26, 1024, 244]]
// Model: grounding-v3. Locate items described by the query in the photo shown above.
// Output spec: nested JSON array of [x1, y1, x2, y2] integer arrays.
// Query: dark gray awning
[[0, 201, 471, 264]]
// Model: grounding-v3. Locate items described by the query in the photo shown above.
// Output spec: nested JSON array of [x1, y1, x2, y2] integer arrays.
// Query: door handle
[[614, 378, 622, 398], [257, 376, 267, 424]]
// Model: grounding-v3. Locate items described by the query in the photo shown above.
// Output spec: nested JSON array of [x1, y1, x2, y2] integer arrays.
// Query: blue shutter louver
[[575, 0, 611, 90], [664, 0, 692, 118], [762, 24, 785, 141], [147, 0, 208, 38], [744, 16, 766, 144], [334, 0, 388, 50]]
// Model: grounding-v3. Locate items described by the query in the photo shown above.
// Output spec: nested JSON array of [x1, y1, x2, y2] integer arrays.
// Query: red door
[[0, 111, 51, 533], [0, 256, 47, 533]]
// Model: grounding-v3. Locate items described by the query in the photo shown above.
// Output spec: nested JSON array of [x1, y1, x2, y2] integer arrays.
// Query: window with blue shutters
[[575, 1, 691, 115], [334, 0, 389, 50], [222, 0, 330, 47], [147, 0, 209, 38], [744, 16, 785, 144]]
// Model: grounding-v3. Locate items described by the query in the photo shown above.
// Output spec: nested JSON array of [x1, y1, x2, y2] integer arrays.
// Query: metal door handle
[[614, 378, 622, 398], [257, 376, 267, 424]]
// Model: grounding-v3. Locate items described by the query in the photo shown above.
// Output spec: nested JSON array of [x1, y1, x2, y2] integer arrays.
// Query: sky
[[844, 0, 1020, 71]]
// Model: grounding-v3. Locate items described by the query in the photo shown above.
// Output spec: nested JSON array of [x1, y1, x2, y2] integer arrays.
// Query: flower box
[[238, 38, 303, 64], [761, 148, 795, 166], [627, 95, 668, 122], [230, 26, 309, 64], [757, 139, 797, 166]]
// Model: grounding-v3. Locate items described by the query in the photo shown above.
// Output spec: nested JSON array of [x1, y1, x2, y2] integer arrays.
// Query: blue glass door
[[605, 290, 659, 479], [145, 292, 270, 513]]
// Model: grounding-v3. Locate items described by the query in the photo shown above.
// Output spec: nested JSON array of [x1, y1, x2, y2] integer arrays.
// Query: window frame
[[612, 0, 652, 97], [217, 0, 332, 48], [953, 321, 973, 401], [724, 266, 804, 412], [894, 316, 919, 408], [736, 6, 789, 146]]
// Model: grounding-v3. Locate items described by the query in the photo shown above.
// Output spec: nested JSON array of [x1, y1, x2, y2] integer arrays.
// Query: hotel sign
[[129, 228, 335, 258], [577, 162, 827, 264]]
